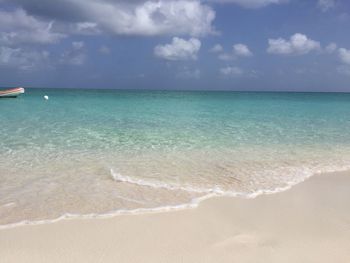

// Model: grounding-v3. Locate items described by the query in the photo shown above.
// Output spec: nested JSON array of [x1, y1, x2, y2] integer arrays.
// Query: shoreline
[[1, 170, 350, 262], [2, 167, 349, 230]]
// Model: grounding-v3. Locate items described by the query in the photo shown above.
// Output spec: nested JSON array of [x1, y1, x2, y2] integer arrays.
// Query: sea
[[1, 88, 350, 227]]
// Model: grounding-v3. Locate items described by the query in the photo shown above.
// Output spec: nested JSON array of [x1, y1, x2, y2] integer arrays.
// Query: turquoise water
[[1, 89, 350, 226]]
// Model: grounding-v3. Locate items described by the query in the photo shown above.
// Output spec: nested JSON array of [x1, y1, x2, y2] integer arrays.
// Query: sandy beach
[[1, 171, 350, 263], [1, 0, 350, 261]]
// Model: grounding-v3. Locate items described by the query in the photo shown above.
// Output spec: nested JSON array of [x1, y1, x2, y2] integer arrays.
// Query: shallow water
[[1, 89, 350, 226]]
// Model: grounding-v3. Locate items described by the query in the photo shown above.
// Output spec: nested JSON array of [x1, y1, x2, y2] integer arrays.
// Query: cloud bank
[[0, 9, 65, 45], [0, 46, 50, 70], [1, 0, 216, 37]]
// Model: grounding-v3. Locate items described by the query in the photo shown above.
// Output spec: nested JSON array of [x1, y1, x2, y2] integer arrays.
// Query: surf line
[[110, 168, 223, 194]]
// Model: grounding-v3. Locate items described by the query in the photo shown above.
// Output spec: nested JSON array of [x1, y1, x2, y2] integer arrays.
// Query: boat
[[0, 87, 25, 98]]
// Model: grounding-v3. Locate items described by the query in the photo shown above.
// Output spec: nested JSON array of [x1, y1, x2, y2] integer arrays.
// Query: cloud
[[317, 0, 336, 12], [0, 46, 50, 70], [74, 22, 101, 35], [267, 33, 321, 55], [210, 44, 223, 53], [3, 0, 216, 37], [207, 0, 288, 8], [220, 66, 243, 76], [154, 37, 201, 61], [99, 45, 110, 54], [176, 67, 201, 79], [0, 8, 65, 45], [233, 43, 253, 57], [337, 65, 350, 76], [333, 47, 350, 76], [325, 42, 337, 53], [218, 53, 234, 61], [338, 48, 350, 65], [60, 41, 86, 65], [214, 43, 252, 60]]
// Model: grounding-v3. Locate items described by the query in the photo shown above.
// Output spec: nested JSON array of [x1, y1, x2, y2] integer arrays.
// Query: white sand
[[1, 171, 350, 263]]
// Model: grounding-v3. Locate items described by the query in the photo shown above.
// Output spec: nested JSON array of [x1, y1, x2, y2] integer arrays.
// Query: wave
[[0, 193, 214, 230], [110, 168, 224, 194], [110, 163, 350, 199], [110, 167, 316, 198]]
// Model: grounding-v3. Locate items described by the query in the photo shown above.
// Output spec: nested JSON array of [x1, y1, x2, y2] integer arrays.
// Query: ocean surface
[[1, 89, 350, 227]]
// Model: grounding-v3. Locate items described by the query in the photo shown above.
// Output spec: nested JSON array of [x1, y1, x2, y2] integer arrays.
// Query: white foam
[[110, 168, 224, 194]]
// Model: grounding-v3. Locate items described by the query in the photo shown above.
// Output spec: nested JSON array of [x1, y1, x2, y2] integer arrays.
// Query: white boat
[[0, 87, 25, 98]]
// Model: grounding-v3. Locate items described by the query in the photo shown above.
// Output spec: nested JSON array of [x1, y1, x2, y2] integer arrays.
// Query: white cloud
[[0, 8, 65, 45], [220, 66, 243, 76], [317, 0, 336, 12], [60, 41, 86, 65], [210, 44, 223, 53], [207, 0, 288, 8], [0, 46, 50, 70], [154, 37, 201, 61], [325, 42, 337, 53], [267, 33, 321, 55], [233, 43, 253, 57], [338, 48, 350, 65]]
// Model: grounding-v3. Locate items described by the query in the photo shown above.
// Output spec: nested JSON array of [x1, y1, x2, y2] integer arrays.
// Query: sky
[[0, 0, 349, 91]]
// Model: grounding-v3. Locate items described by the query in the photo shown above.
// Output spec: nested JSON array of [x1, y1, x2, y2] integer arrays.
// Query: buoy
[[44, 95, 49, 100]]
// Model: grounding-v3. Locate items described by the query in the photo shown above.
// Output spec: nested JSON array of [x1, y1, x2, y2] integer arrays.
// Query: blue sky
[[0, 0, 349, 91]]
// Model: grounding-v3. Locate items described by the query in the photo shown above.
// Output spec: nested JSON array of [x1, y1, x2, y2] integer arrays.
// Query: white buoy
[[44, 95, 49, 100]]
